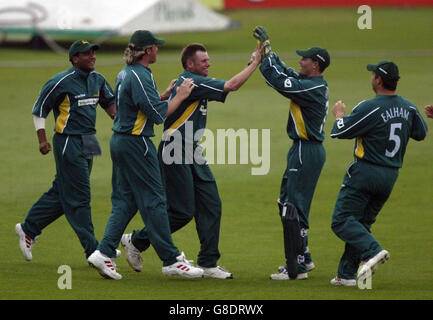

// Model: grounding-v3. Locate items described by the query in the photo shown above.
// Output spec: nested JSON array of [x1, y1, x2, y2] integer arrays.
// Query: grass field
[[1, 7, 432, 301]]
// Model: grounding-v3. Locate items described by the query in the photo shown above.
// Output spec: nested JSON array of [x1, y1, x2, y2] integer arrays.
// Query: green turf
[[1, 8, 432, 300]]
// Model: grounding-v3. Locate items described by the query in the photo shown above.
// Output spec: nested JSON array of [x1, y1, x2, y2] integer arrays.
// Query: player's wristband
[[33, 115, 46, 131]]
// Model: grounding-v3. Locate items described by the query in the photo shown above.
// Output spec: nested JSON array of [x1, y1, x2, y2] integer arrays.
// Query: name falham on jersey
[[380, 107, 409, 123]]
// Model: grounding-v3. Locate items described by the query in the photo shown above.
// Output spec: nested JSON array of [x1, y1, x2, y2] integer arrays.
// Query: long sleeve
[[130, 69, 168, 125], [32, 72, 74, 118], [331, 100, 380, 139], [98, 76, 116, 109], [410, 106, 428, 141]]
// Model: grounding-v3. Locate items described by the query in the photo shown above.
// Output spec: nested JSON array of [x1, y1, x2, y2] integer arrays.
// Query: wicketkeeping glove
[[253, 26, 268, 43], [253, 26, 272, 58]]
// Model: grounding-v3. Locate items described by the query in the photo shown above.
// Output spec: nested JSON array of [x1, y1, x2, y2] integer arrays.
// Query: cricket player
[[120, 42, 263, 279], [253, 26, 330, 280], [329, 60, 428, 286], [87, 30, 204, 280], [16, 40, 116, 261]]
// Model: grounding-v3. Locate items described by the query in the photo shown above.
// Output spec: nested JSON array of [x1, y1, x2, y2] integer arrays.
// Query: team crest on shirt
[[199, 102, 207, 115], [284, 78, 292, 88]]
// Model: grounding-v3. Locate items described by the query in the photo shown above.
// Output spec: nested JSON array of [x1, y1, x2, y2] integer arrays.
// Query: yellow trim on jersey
[[290, 100, 309, 140], [355, 137, 365, 158], [132, 110, 147, 135], [166, 100, 200, 135], [55, 95, 70, 133]]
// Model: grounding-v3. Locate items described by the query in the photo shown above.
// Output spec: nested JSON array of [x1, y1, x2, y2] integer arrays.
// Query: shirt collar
[[72, 66, 91, 79]]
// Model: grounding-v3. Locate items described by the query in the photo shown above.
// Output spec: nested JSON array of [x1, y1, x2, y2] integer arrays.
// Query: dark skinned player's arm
[[33, 115, 51, 155]]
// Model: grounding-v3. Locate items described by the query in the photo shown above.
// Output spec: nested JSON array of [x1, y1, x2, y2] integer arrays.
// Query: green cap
[[366, 60, 400, 80], [129, 30, 165, 49], [296, 47, 330, 70], [69, 40, 99, 59]]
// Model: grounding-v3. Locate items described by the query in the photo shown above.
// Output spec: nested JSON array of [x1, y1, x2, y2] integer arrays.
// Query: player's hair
[[181, 43, 207, 69], [374, 73, 399, 91], [123, 43, 152, 65], [318, 62, 326, 73]]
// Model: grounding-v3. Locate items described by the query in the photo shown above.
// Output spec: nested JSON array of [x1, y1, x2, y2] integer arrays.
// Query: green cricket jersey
[[113, 63, 168, 136], [32, 66, 115, 135], [331, 95, 428, 168], [260, 53, 329, 142], [163, 70, 228, 144]]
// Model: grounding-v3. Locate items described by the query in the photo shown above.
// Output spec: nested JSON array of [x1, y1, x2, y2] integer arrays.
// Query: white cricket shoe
[[357, 249, 390, 281], [162, 252, 204, 278], [88, 250, 122, 280], [87, 250, 119, 266], [270, 267, 308, 280], [15, 223, 36, 261], [121, 234, 142, 272], [306, 262, 315, 272], [278, 262, 315, 273], [198, 265, 233, 279], [330, 276, 357, 287]]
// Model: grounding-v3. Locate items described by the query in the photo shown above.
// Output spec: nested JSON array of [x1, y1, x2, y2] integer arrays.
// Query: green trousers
[[279, 139, 326, 272], [131, 142, 222, 268], [331, 160, 399, 279], [97, 133, 179, 266], [22, 133, 98, 258]]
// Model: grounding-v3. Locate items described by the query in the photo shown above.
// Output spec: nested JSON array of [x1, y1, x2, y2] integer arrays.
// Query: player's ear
[[186, 58, 194, 70], [71, 55, 79, 65], [377, 75, 384, 87]]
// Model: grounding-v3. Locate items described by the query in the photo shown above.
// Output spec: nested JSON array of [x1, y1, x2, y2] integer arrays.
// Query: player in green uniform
[[88, 30, 204, 280], [15, 40, 116, 262], [253, 26, 330, 280], [329, 61, 428, 286], [120, 43, 262, 279]]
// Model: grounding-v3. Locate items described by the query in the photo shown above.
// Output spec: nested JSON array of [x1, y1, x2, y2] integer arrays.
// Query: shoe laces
[[274, 265, 288, 275], [279, 267, 288, 275], [215, 266, 230, 273], [178, 252, 194, 266]]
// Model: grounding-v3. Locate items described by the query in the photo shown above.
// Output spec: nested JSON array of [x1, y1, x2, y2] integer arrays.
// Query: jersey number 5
[[385, 122, 402, 158]]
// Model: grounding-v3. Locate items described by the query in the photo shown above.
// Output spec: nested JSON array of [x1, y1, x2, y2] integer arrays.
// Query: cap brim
[[155, 38, 165, 45], [78, 43, 99, 54], [296, 49, 308, 57], [366, 64, 377, 71]]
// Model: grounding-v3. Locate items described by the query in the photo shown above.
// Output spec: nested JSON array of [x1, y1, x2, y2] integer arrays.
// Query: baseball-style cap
[[366, 60, 400, 80], [296, 47, 330, 70], [129, 30, 165, 49], [69, 40, 99, 59]]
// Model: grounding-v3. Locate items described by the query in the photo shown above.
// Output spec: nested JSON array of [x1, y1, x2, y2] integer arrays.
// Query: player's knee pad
[[280, 202, 300, 225], [277, 198, 284, 217], [280, 201, 304, 277]]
